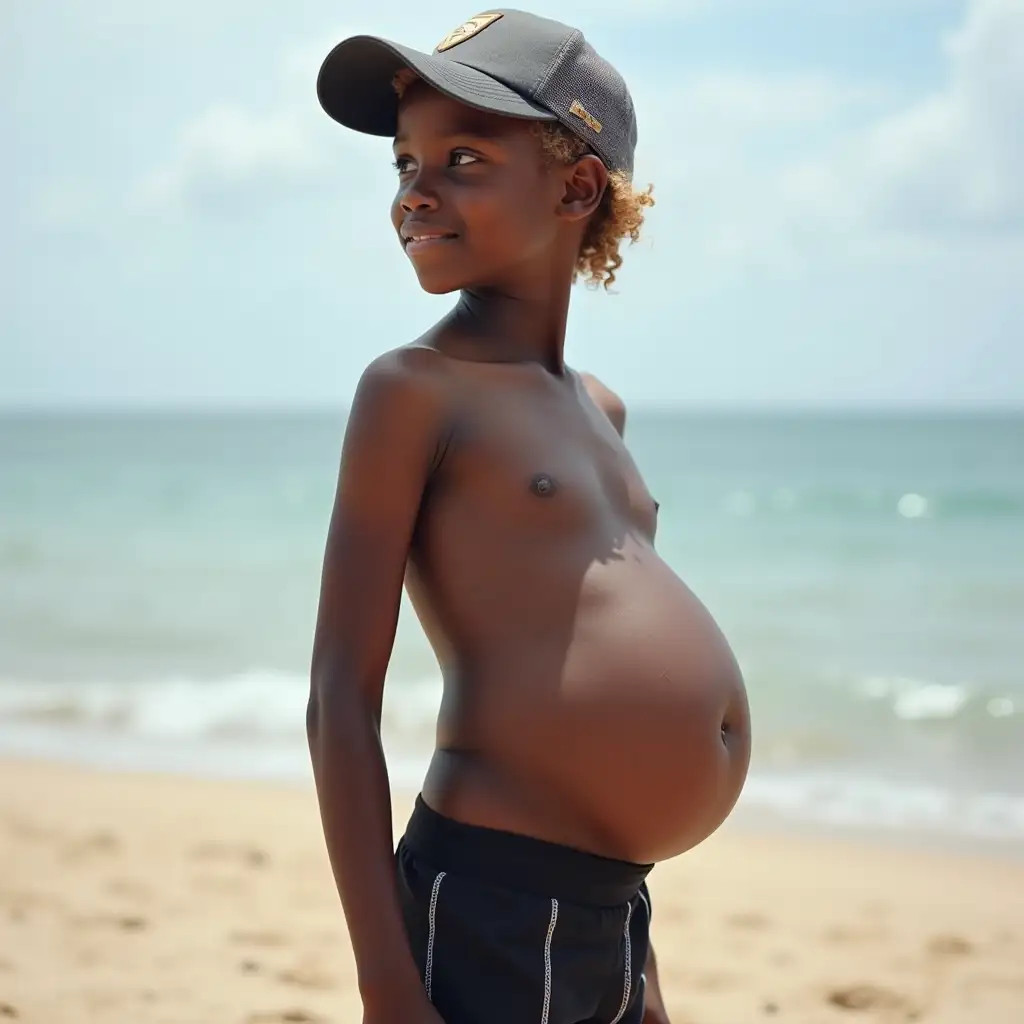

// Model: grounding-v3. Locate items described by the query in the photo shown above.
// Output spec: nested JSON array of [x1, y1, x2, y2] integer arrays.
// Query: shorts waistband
[[402, 795, 652, 906]]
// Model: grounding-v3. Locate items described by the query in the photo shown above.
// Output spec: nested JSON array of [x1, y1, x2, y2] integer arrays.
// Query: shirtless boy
[[307, 10, 751, 1024]]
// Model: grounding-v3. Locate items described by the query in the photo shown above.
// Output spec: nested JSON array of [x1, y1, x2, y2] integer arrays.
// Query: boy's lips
[[400, 223, 459, 255]]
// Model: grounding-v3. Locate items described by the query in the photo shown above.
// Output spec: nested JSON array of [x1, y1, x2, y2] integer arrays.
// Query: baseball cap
[[317, 9, 638, 177]]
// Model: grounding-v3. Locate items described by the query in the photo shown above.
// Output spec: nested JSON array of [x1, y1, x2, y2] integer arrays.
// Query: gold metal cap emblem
[[568, 99, 602, 134], [435, 12, 504, 52]]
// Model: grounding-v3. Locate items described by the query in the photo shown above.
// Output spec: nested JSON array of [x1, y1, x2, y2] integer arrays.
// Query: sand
[[1, 757, 1022, 1024]]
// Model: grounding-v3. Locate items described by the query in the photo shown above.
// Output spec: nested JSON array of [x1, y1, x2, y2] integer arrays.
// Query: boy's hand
[[362, 986, 447, 1024], [642, 1005, 672, 1024], [642, 972, 672, 1024], [364, 1011, 446, 1024], [641, 936, 671, 1024], [363, 1008, 446, 1024]]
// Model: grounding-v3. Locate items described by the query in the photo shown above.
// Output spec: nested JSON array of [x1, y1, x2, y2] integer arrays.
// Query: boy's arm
[[307, 349, 448, 1020], [641, 940, 670, 1023], [581, 370, 671, 1024]]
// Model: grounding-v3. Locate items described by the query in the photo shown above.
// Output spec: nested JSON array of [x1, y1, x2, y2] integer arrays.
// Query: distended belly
[[427, 557, 752, 862]]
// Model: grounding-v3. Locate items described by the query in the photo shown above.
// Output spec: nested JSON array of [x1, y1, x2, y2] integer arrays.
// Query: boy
[[307, 9, 751, 1024]]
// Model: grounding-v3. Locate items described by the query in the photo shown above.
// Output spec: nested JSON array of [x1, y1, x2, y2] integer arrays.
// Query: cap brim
[[317, 35, 557, 136]]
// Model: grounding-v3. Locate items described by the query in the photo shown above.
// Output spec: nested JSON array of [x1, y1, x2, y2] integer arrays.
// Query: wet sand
[[1, 756, 1022, 1023]]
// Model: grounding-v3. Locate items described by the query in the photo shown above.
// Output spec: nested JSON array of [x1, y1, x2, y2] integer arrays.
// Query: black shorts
[[396, 796, 653, 1024]]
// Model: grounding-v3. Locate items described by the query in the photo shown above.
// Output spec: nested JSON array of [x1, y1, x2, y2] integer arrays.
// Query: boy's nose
[[400, 180, 440, 213]]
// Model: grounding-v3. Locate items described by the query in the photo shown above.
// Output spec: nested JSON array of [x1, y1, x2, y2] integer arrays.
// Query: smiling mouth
[[403, 233, 458, 253]]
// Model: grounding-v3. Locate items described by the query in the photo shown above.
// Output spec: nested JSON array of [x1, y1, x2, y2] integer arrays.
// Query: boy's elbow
[[305, 685, 323, 742], [306, 661, 378, 742], [306, 659, 338, 744]]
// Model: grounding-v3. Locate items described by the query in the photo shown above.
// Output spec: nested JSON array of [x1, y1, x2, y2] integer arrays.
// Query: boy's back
[[308, 11, 750, 1024]]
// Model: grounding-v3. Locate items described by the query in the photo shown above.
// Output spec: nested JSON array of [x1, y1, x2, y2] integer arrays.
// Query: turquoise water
[[1, 410, 1022, 843]]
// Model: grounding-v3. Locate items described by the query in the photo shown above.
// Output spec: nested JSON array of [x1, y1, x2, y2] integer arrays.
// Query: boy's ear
[[558, 154, 608, 223]]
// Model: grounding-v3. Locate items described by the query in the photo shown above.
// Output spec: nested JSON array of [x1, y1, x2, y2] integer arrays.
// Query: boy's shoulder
[[578, 371, 627, 436], [348, 342, 456, 438], [355, 341, 453, 399], [359, 339, 449, 379], [351, 348, 627, 438]]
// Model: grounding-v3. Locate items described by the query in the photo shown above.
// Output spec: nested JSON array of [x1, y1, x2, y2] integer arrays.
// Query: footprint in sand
[[230, 929, 288, 948], [1, 890, 60, 923], [2, 812, 60, 843], [822, 924, 888, 945], [190, 841, 269, 868], [73, 912, 148, 932], [691, 971, 739, 992], [727, 912, 770, 930], [826, 984, 918, 1017], [104, 878, 152, 902], [61, 830, 120, 862], [277, 965, 335, 991], [246, 1011, 325, 1023], [926, 934, 974, 958]]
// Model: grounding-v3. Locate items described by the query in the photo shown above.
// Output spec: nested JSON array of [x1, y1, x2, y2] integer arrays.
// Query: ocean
[[1, 409, 1022, 847]]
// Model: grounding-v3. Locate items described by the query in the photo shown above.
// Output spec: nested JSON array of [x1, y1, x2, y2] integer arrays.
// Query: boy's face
[[390, 82, 571, 295]]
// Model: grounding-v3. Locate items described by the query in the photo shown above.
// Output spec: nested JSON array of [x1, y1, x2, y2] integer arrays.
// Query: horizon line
[[1, 400, 1022, 417]]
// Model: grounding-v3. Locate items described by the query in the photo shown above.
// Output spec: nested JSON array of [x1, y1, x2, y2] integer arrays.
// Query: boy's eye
[[392, 151, 481, 175]]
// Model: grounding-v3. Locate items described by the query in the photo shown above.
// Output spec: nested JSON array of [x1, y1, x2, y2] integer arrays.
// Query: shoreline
[[4, 742, 1023, 862], [3, 756, 1024, 1023]]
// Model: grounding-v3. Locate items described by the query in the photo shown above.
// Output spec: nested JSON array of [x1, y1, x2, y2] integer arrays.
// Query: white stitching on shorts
[[608, 900, 634, 1024], [541, 897, 559, 1024], [638, 889, 651, 989], [424, 870, 446, 1002], [639, 888, 651, 924]]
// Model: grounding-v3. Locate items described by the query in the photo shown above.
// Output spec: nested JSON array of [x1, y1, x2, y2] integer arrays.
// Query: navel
[[529, 473, 558, 498]]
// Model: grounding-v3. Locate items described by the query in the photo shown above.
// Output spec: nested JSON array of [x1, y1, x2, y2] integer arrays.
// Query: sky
[[2, 0, 1022, 409]]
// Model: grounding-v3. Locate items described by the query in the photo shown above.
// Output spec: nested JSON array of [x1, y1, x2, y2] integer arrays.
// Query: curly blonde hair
[[532, 122, 654, 290], [392, 70, 654, 289]]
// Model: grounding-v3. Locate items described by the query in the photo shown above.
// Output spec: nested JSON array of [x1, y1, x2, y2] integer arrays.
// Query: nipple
[[529, 473, 557, 498]]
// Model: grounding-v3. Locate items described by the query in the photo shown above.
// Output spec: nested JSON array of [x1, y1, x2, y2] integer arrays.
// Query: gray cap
[[317, 9, 638, 176]]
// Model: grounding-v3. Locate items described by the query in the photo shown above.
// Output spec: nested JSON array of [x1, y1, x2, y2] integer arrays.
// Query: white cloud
[[128, 54, 871, 223], [642, 0, 1024, 277], [864, 0, 1024, 234], [43, 0, 1024, 277], [625, 71, 884, 275], [781, 0, 1024, 242], [131, 102, 325, 214], [124, 23, 419, 217], [117, 0, 804, 219], [666, 73, 883, 132], [9, 0, 1023, 407]]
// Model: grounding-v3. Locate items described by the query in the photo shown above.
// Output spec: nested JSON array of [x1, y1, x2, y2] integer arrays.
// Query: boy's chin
[[412, 271, 475, 296]]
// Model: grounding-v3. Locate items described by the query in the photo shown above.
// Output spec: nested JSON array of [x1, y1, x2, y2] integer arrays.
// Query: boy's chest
[[438, 386, 658, 537]]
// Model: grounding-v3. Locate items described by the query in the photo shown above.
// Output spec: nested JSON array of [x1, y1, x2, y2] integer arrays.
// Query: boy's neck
[[451, 268, 575, 375]]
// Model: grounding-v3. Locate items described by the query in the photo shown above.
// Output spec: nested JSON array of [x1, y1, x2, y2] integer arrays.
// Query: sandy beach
[[1, 757, 1022, 1024]]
